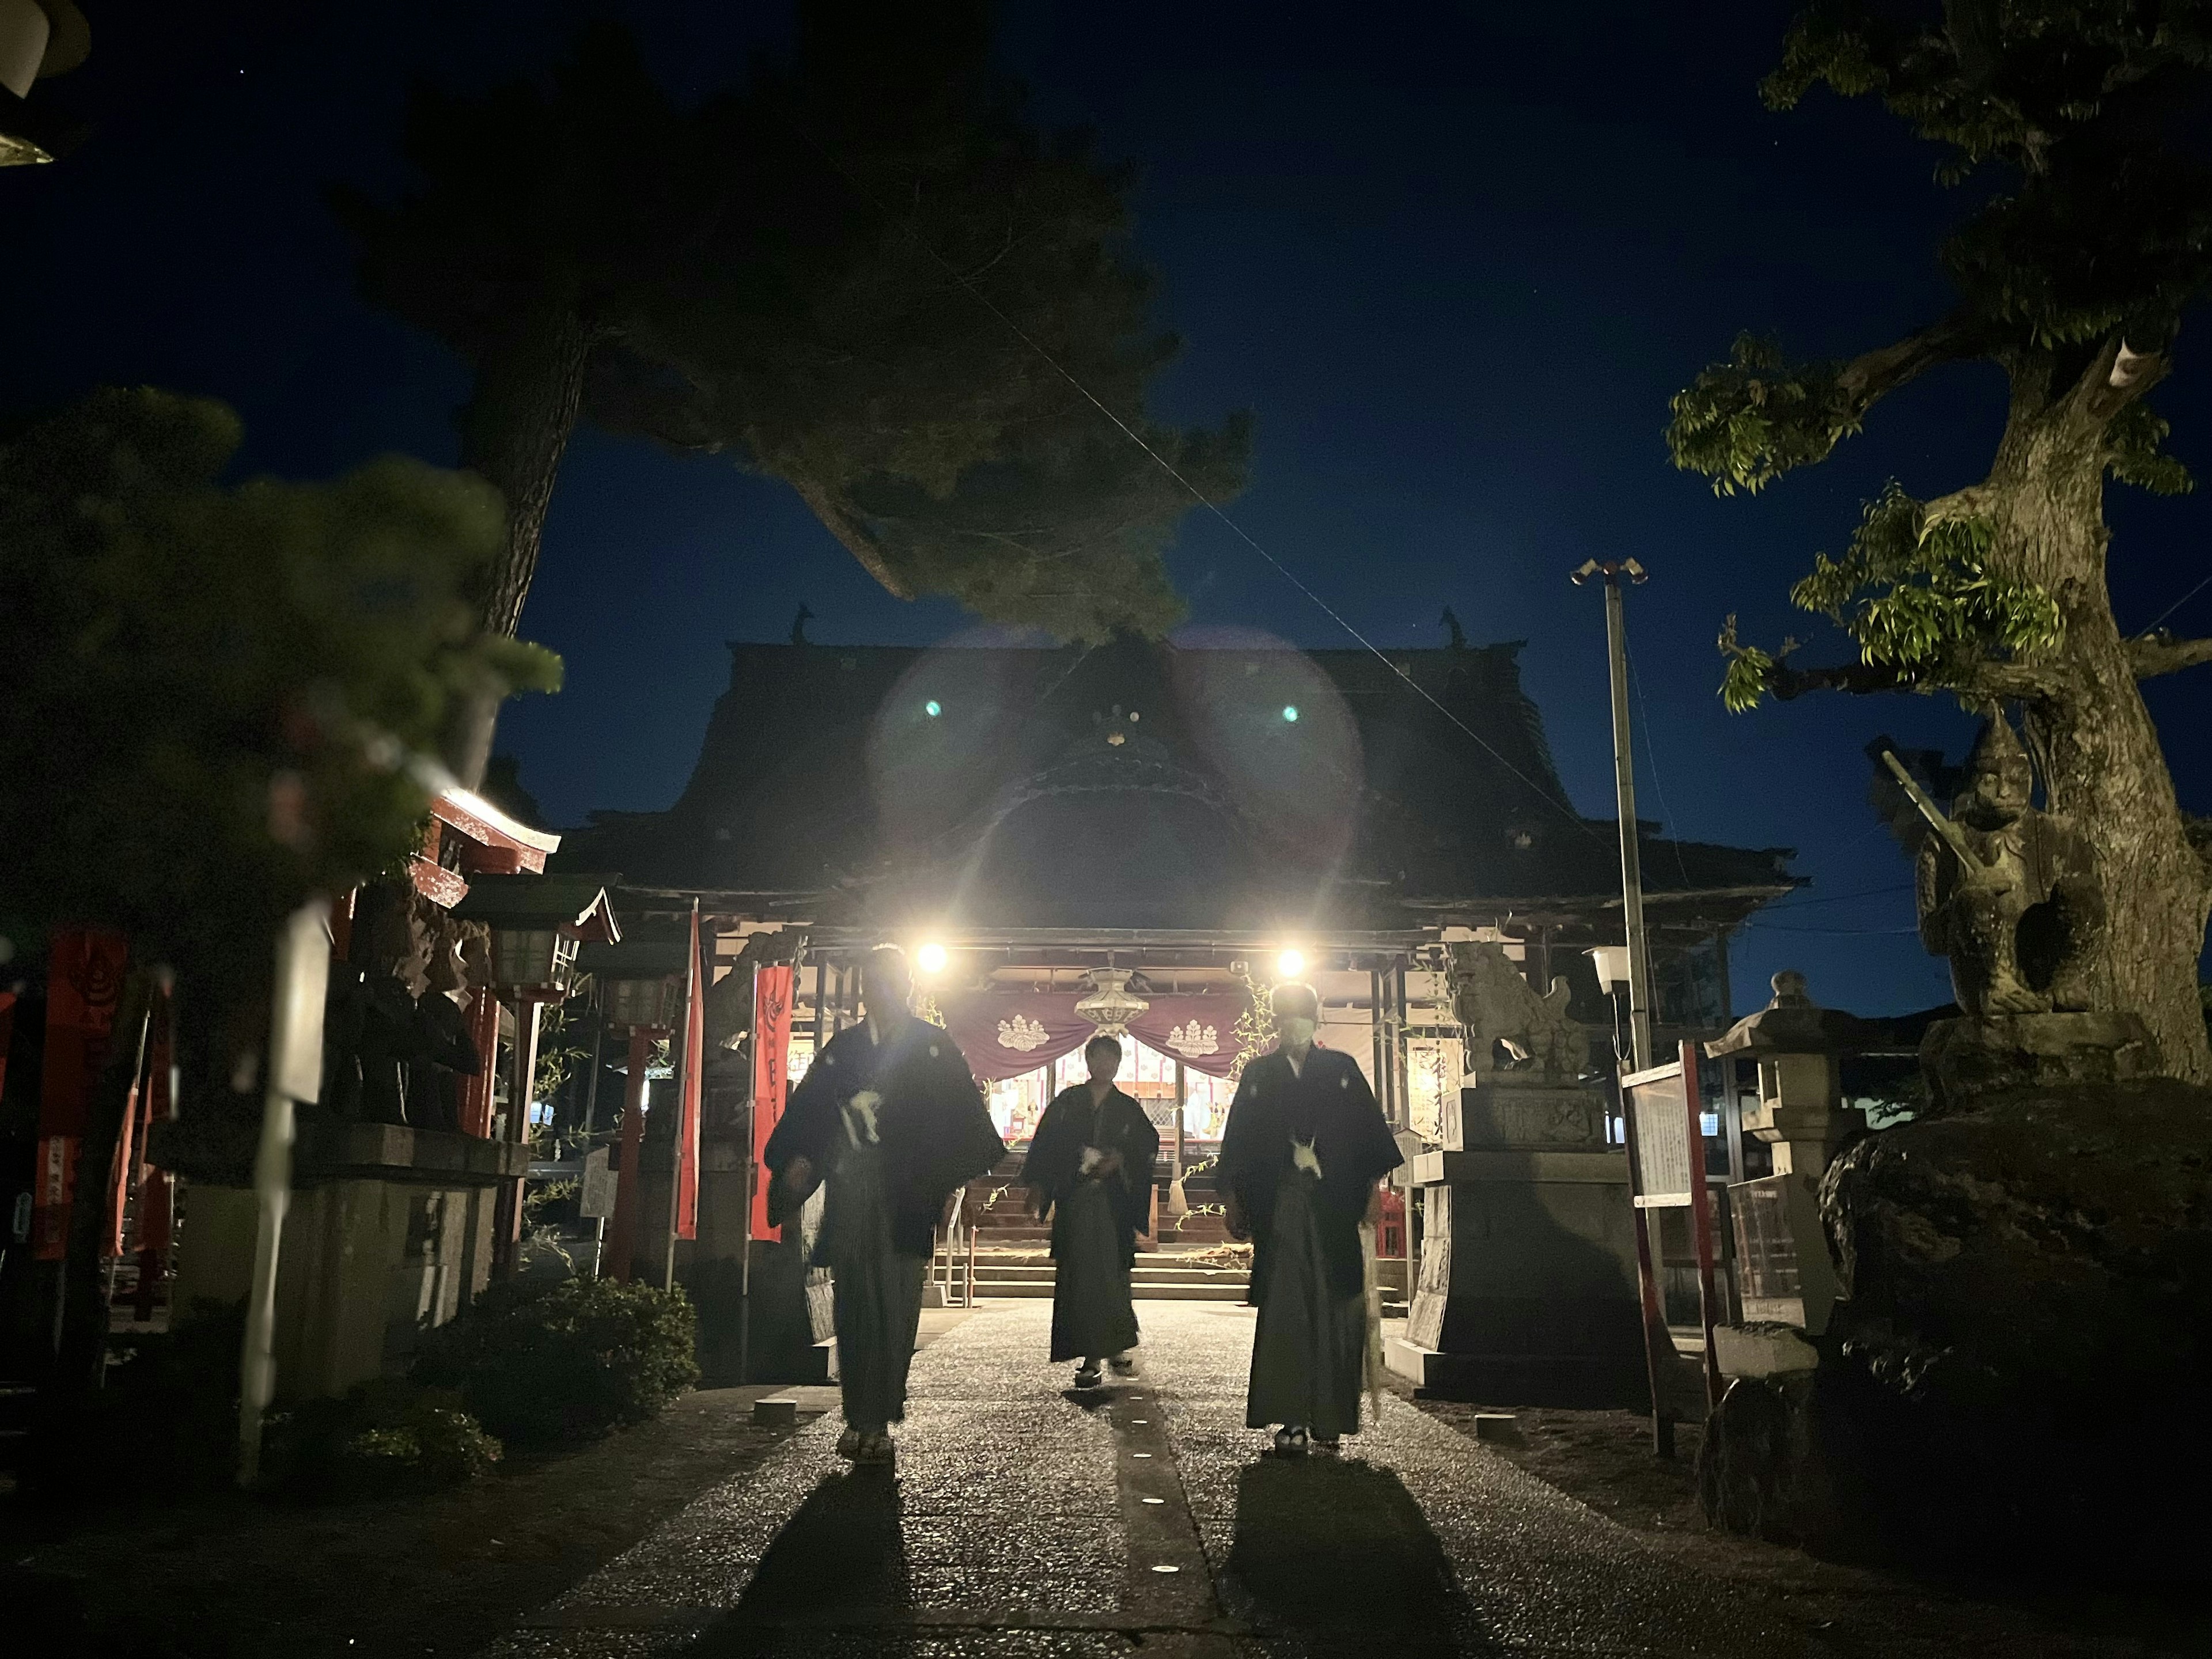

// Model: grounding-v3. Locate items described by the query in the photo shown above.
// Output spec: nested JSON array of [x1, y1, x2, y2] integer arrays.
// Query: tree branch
[[2126, 631, 2212, 679], [1756, 652, 2056, 704], [1834, 311, 1981, 418], [2076, 334, 2172, 424], [783, 469, 916, 601]]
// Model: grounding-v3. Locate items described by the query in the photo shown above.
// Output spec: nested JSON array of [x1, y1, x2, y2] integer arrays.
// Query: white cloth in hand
[[1291, 1135, 1324, 1180], [842, 1089, 884, 1147]]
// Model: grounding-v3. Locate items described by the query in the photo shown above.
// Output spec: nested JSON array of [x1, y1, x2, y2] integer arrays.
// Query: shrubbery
[[267, 1378, 502, 1501], [411, 1275, 698, 1447]]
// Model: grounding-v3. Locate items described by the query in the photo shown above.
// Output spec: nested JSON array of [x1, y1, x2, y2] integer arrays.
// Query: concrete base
[[1403, 1082, 1650, 1409], [171, 1124, 527, 1402]]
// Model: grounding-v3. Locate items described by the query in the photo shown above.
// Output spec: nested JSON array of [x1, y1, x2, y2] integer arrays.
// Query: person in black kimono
[[1021, 1034, 1160, 1391], [765, 945, 1004, 1464], [1217, 982, 1403, 1456]]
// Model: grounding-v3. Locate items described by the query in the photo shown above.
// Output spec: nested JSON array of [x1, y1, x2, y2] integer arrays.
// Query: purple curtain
[[1126, 993, 1249, 1080], [940, 993, 1097, 1082]]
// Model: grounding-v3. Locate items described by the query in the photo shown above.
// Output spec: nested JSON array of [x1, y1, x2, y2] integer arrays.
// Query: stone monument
[[1387, 942, 1647, 1406]]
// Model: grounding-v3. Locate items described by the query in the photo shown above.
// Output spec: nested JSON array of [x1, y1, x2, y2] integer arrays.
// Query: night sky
[[8, 3, 2209, 1017]]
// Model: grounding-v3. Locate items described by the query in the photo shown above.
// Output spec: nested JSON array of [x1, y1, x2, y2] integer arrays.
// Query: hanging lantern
[[1074, 968, 1148, 1036]]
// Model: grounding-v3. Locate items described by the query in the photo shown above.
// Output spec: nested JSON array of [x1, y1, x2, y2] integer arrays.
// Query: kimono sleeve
[[763, 1029, 846, 1174], [928, 1036, 1007, 1188], [1214, 1062, 1272, 1212], [1335, 1054, 1404, 1188]]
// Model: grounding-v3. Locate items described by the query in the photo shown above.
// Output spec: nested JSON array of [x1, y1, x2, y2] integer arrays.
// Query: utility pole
[[1571, 558, 1654, 1071]]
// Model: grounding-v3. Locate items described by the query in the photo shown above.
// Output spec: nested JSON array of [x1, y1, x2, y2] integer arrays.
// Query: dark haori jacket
[[1216, 1047, 1403, 1300], [764, 1016, 1006, 1260], [1021, 1084, 1161, 1266]]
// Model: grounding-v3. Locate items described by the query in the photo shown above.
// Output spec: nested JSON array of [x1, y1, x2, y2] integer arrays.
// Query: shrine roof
[[558, 635, 1797, 937]]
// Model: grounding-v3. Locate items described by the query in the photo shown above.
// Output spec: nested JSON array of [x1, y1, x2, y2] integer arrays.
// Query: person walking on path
[[1217, 981, 1403, 1456], [1021, 1033, 1160, 1391], [765, 944, 1004, 1464]]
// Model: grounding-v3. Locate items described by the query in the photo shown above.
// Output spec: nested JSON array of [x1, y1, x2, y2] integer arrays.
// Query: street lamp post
[[1571, 558, 1656, 1072]]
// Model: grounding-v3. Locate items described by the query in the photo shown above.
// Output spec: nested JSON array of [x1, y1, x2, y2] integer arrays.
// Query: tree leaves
[[1666, 333, 1858, 494], [0, 389, 558, 986], [337, 3, 1248, 643]]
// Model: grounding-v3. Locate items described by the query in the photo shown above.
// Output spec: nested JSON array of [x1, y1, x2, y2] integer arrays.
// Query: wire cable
[[2135, 569, 2212, 639], [779, 112, 1596, 835]]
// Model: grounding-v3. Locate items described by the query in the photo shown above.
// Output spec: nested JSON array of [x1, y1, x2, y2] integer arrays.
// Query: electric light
[[1281, 704, 1300, 722], [925, 699, 942, 718], [915, 941, 949, 976], [1276, 948, 1305, 979]]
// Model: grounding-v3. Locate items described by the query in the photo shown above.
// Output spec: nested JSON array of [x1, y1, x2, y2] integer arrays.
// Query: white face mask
[[1279, 1016, 1317, 1050]]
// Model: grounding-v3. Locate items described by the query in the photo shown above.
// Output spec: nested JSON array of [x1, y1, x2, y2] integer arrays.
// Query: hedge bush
[[411, 1275, 698, 1446], [267, 1378, 501, 1501]]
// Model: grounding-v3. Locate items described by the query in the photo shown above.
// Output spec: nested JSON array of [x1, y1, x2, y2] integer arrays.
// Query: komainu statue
[[1880, 717, 2103, 1017], [1446, 941, 1582, 1082]]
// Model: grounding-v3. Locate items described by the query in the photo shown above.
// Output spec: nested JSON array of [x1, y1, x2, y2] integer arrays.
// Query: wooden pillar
[[605, 1027, 653, 1284], [491, 1000, 542, 1281]]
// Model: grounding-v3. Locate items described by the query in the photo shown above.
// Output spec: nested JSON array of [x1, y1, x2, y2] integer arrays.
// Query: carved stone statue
[[1884, 717, 2103, 1018], [1446, 941, 1583, 1083]]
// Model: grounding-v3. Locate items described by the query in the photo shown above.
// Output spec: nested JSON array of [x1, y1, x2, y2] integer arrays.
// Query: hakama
[[1049, 1179, 1140, 1363], [1245, 1176, 1366, 1435], [821, 1137, 927, 1431]]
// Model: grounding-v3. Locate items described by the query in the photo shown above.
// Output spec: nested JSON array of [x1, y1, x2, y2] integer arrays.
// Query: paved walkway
[[482, 1301, 1815, 1659]]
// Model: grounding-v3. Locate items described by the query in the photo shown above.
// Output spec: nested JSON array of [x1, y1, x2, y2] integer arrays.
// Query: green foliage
[[337, 5, 1247, 643], [1794, 483, 2063, 671], [0, 389, 559, 1024], [1715, 484, 2066, 710], [2105, 402, 2195, 495], [1667, 333, 1857, 494], [1760, 3, 2212, 347], [267, 1378, 501, 1502], [524, 1177, 579, 1230], [411, 1274, 698, 1447]]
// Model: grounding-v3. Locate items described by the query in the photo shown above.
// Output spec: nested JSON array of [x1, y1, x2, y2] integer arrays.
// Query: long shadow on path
[[1222, 1457, 1491, 1657], [696, 1466, 908, 1657]]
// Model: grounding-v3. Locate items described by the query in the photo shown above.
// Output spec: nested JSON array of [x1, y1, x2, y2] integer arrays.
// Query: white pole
[[237, 899, 330, 1487]]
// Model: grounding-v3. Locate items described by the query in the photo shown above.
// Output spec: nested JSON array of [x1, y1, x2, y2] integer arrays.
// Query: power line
[[779, 113, 1597, 836], [1758, 883, 1916, 911], [2136, 569, 2212, 638]]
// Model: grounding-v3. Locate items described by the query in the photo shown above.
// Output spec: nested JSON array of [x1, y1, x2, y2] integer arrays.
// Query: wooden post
[[1680, 1040, 1725, 1409], [1620, 1067, 1677, 1460], [493, 1001, 543, 1281], [604, 1027, 652, 1284]]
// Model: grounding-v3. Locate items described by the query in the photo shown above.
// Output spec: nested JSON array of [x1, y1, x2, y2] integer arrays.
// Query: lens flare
[[1277, 948, 1306, 979]]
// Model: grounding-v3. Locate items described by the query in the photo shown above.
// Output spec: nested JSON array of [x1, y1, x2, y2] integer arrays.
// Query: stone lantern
[[1704, 970, 1875, 1338]]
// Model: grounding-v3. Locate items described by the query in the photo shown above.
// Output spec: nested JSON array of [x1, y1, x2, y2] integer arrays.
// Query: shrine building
[[562, 629, 1800, 1164]]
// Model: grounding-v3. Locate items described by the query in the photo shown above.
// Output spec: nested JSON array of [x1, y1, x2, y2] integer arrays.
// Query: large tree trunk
[[1979, 358, 2212, 1083], [444, 301, 596, 789]]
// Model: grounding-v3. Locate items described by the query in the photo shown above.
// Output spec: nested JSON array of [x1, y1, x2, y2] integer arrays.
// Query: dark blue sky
[[7, 2, 2209, 1016]]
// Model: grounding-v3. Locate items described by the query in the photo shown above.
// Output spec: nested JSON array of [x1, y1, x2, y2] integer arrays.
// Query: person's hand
[[768, 1155, 819, 1226], [1225, 1190, 1250, 1241], [1094, 1147, 1124, 1179]]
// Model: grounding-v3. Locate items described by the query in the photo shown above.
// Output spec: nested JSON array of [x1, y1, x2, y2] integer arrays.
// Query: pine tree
[[335, 4, 1247, 781]]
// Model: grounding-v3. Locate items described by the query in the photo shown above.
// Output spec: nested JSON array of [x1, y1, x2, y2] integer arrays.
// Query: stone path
[[482, 1301, 1816, 1658]]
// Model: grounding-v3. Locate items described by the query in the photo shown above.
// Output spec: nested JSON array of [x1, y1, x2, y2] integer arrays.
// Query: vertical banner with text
[[749, 964, 794, 1241], [35, 929, 129, 1260]]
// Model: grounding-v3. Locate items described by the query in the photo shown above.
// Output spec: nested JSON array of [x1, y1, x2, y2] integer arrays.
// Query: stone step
[[974, 1279, 1251, 1302]]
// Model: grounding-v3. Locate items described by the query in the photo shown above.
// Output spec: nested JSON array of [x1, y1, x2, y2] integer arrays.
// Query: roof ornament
[[789, 603, 814, 646]]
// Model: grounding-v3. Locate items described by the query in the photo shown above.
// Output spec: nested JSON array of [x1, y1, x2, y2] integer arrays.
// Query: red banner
[[749, 964, 794, 1241], [674, 908, 704, 1243], [36, 929, 129, 1260]]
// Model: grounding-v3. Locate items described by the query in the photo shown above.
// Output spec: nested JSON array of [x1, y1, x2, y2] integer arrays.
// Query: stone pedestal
[[171, 1123, 526, 1402], [1385, 1078, 1647, 1406], [631, 1141, 834, 1387], [1920, 1011, 2157, 1112]]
